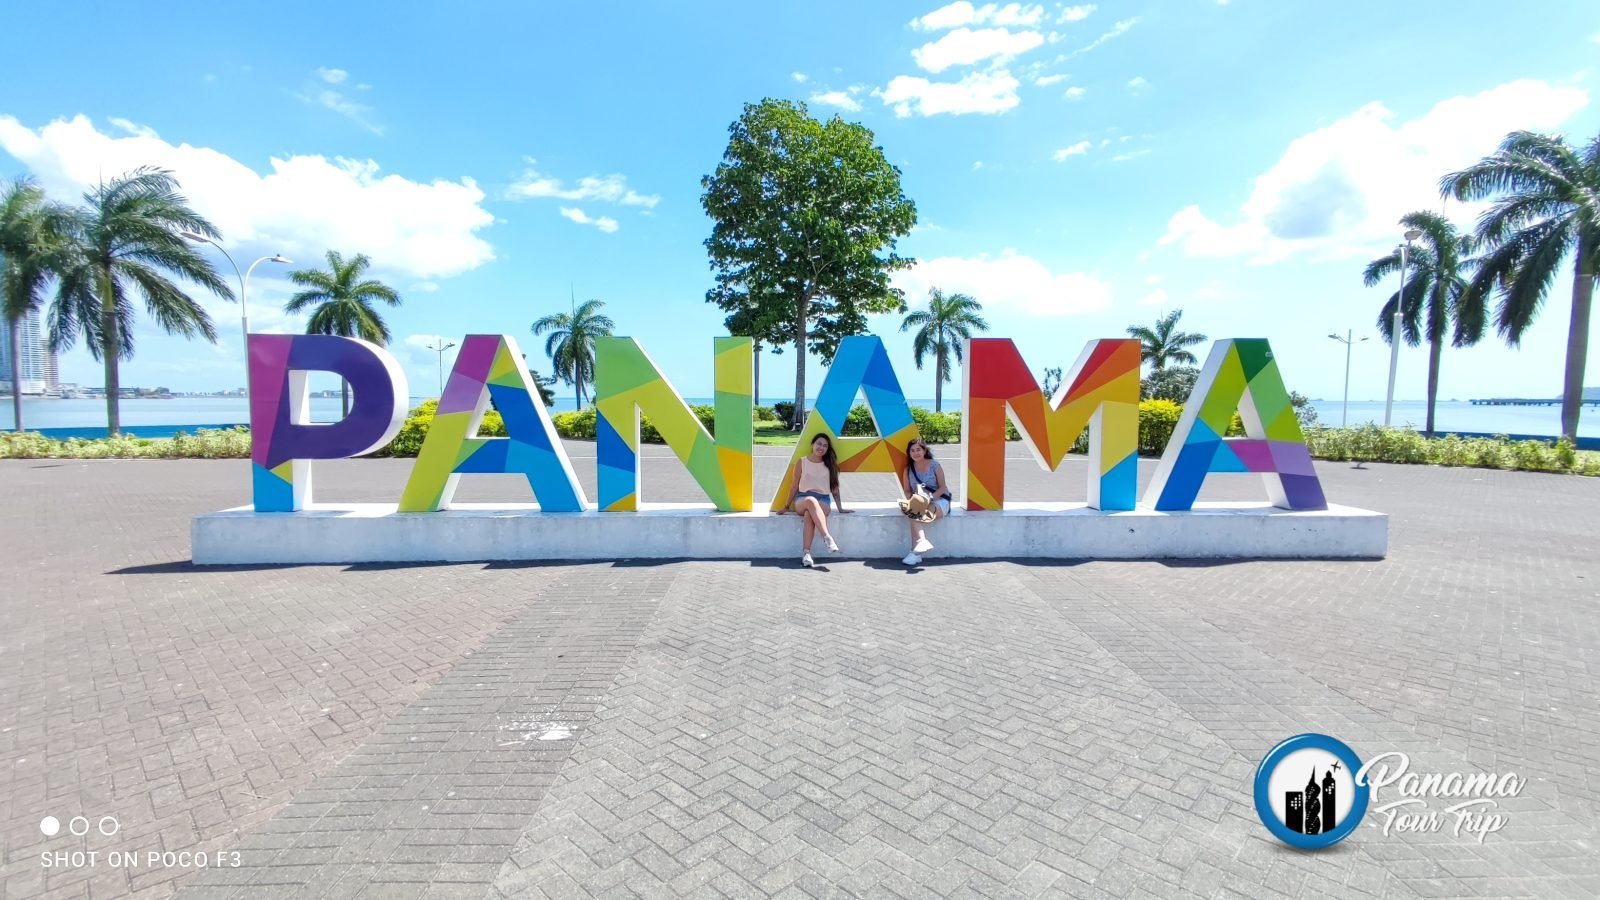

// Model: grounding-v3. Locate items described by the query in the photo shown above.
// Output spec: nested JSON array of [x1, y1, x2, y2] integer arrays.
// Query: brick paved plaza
[[2, 445, 1597, 899]]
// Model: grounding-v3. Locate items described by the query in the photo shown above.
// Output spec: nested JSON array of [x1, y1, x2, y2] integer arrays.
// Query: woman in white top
[[901, 438, 951, 566], [781, 434, 849, 567]]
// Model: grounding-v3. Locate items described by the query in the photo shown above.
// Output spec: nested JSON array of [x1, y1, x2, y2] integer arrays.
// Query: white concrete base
[[192, 501, 1387, 564]]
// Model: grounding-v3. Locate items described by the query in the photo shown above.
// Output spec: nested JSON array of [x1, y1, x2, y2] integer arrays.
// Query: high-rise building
[[0, 309, 59, 395]]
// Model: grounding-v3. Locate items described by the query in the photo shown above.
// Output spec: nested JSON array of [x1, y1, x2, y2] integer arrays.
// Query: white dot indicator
[[40, 816, 60, 836]]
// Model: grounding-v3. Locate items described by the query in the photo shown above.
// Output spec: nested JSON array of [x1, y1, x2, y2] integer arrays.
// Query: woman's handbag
[[898, 484, 938, 523]]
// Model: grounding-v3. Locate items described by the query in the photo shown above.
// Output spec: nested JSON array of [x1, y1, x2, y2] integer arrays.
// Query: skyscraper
[[1322, 768, 1337, 832], [0, 309, 59, 395]]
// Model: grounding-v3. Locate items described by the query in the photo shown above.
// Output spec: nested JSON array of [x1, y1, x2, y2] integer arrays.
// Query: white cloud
[[1058, 4, 1096, 22], [810, 90, 863, 112], [1063, 86, 1086, 100], [911, 2, 1045, 30], [559, 207, 620, 233], [1144, 274, 1163, 285], [1137, 288, 1168, 306], [894, 250, 1112, 316], [791, 71, 809, 83], [297, 68, 380, 134], [507, 162, 659, 208], [1159, 79, 1590, 264], [1063, 16, 1139, 58], [1127, 76, 1150, 93], [912, 27, 1045, 73], [878, 69, 1021, 117], [1590, 30, 1600, 44], [1112, 149, 1151, 162], [108, 117, 158, 139], [972, 160, 985, 170], [1034, 74, 1068, 87], [0, 114, 494, 279], [1052, 141, 1091, 161], [412, 281, 441, 294]]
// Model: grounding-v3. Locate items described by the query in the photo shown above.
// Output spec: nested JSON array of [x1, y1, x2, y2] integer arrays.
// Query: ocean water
[[3, 395, 1596, 438]]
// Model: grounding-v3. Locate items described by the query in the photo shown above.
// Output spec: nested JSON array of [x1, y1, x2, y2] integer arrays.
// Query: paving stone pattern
[[0, 445, 1595, 899]]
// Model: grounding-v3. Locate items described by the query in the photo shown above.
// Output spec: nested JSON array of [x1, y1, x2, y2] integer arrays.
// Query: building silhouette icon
[[1282, 766, 1338, 835]]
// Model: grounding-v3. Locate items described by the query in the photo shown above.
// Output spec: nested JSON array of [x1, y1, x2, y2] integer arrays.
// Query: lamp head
[[1328, 334, 1340, 340], [270, 255, 292, 264], [1404, 228, 1422, 241], [180, 231, 210, 244]]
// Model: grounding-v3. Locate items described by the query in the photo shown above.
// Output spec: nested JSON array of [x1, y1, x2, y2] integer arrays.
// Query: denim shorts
[[795, 490, 832, 509]]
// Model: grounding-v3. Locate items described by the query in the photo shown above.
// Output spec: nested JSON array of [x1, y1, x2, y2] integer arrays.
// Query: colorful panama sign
[[247, 332, 1326, 514]]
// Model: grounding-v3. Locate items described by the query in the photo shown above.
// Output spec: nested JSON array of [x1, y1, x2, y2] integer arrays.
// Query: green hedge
[[1304, 425, 1600, 474], [0, 426, 253, 459]]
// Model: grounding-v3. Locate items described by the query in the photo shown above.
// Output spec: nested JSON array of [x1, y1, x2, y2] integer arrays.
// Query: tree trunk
[[934, 345, 945, 413], [1424, 334, 1442, 439], [9, 319, 23, 433], [792, 295, 809, 431], [753, 341, 761, 408], [341, 378, 350, 417], [99, 270, 120, 436], [1560, 244, 1594, 442]]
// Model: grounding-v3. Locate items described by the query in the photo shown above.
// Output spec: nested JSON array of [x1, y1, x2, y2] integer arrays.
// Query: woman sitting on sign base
[[899, 438, 951, 566], [781, 434, 849, 568]]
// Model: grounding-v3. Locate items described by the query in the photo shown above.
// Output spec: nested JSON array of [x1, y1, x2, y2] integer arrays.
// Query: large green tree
[[900, 288, 988, 412], [1362, 211, 1482, 438], [286, 250, 402, 415], [1442, 130, 1600, 441], [532, 298, 614, 409], [701, 99, 917, 428], [1, 177, 72, 433], [1127, 309, 1207, 371], [48, 167, 234, 435]]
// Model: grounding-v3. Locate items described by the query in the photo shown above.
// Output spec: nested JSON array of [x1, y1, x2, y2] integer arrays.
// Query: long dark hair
[[810, 434, 840, 490]]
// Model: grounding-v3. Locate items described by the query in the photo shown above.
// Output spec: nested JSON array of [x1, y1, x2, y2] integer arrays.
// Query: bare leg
[[801, 506, 816, 551], [801, 497, 836, 548], [907, 516, 925, 545]]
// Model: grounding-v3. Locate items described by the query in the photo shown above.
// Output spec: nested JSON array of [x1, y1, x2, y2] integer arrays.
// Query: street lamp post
[[1328, 330, 1369, 428], [425, 339, 457, 394], [1384, 228, 1423, 427], [180, 233, 291, 366]]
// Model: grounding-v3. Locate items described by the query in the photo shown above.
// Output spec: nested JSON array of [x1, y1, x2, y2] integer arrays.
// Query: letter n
[[399, 334, 587, 512], [963, 338, 1139, 510], [595, 336, 753, 511], [250, 335, 407, 511], [769, 335, 919, 510], [1145, 338, 1327, 511]]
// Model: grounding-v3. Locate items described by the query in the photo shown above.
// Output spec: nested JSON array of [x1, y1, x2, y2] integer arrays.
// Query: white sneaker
[[826, 536, 840, 554], [802, 552, 814, 568], [902, 552, 922, 566], [912, 537, 933, 554]]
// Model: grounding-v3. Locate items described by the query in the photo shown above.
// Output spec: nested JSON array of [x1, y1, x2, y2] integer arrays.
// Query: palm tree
[[1442, 130, 1600, 441], [47, 168, 233, 435], [1, 177, 72, 432], [1363, 212, 1482, 438], [1127, 309, 1207, 371], [899, 288, 988, 412], [532, 298, 614, 409], [285, 251, 402, 416]]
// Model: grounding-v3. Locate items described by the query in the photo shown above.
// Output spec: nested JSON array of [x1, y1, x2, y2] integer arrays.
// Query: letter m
[[962, 338, 1140, 510]]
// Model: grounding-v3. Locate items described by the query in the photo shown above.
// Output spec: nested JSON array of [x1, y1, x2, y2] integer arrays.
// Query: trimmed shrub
[[552, 408, 598, 440], [772, 402, 795, 427], [1138, 399, 1183, 455]]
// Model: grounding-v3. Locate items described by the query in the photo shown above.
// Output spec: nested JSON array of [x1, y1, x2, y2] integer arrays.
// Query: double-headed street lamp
[[1328, 330, 1368, 428], [181, 232, 291, 366], [1383, 228, 1423, 427], [425, 339, 457, 394]]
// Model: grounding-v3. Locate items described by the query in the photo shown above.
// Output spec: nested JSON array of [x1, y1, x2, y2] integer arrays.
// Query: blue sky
[[2, 1, 1598, 407]]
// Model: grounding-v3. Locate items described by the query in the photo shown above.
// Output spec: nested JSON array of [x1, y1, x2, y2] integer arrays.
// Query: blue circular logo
[[1253, 733, 1369, 849]]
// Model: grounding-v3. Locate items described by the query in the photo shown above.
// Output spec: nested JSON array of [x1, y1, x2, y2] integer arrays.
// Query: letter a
[[1145, 338, 1327, 511], [400, 334, 588, 512]]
